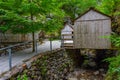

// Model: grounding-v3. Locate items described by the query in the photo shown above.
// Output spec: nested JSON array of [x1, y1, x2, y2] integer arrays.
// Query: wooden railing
[[0, 40, 38, 70]]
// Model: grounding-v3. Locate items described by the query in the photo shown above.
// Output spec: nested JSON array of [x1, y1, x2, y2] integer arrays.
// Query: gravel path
[[0, 40, 61, 75]]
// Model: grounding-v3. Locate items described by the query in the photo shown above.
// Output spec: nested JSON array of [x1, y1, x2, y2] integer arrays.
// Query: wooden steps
[[64, 43, 73, 46], [62, 39, 73, 40], [61, 43, 74, 49], [61, 32, 74, 49], [62, 34, 73, 36]]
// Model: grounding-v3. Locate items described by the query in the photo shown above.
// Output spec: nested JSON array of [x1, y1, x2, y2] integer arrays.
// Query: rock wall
[[8, 49, 74, 80]]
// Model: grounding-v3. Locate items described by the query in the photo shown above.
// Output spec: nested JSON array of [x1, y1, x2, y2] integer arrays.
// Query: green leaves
[[61, 0, 98, 19], [0, 25, 8, 33], [11, 20, 42, 34], [17, 73, 28, 80], [0, 0, 65, 34], [103, 33, 120, 80], [105, 54, 120, 80], [21, 2, 40, 15], [0, 9, 6, 15], [110, 34, 120, 48]]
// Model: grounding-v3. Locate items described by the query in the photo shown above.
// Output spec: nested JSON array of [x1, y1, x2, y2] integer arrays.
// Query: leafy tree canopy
[[0, 0, 65, 34]]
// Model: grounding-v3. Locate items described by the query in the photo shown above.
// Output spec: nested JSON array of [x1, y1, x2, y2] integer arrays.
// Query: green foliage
[[17, 74, 28, 80], [0, 25, 9, 33], [0, 0, 65, 34], [104, 33, 120, 80], [104, 54, 120, 80], [62, 0, 98, 19], [110, 34, 120, 47], [97, 0, 120, 34], [100, 33, 120, 48], [97, 0, 120, 16], [40, 56, 48, 77]]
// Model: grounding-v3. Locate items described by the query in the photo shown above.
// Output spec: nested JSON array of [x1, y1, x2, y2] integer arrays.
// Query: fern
[[105, 33, 120, 80], [17, 74, 28, 80]]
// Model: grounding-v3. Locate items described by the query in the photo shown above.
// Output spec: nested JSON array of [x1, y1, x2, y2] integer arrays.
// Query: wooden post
[[7, 48, 12, 70], [35, 40, 37, 53], [50, 36, 52, 52], [61, 35, 64, 48]]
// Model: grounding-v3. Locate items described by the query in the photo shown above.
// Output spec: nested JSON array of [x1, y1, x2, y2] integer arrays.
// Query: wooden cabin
[[61, 8, 112, 49], [0, 31, 39, 43], [61, 23, 74, 48]]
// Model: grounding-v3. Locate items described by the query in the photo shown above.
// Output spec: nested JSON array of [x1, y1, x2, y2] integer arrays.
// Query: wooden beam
[[76, 19, 110, 22]]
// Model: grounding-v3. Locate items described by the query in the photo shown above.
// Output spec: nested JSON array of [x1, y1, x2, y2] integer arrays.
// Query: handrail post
[[62, 36, 65, 51], [35, 40, 37, 53], [7, 48, 12, 70], [61, 35, 62, 48], [50, 37, 52, 52], [62, 36, 64, 48]]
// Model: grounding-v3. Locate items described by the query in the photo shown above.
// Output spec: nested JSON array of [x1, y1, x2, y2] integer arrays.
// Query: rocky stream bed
[[7, 49, 111, 80]]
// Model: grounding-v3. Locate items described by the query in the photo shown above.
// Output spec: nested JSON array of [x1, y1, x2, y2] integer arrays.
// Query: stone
[[53, 74, 58, 79], [80, 78, 86, 80], [25, 61, 32, 68], [35, 71, 41, 75], [93, 71, 99, 75], [68, 78, 78, 80], [99, 69, 104, 72], [102, 74, 106, 77], [79, 69, 86, 74], [88, 61, 96, 67], [73, 71, 80, 77]]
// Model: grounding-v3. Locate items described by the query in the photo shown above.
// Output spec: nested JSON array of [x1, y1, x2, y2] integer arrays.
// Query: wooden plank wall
[[74, 11, 111, 49], [74, 20, 111, 49]]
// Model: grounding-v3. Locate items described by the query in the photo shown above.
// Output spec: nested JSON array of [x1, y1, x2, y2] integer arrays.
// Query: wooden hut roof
[[74, 7, 111, 23], [61, 23, 73, 32]]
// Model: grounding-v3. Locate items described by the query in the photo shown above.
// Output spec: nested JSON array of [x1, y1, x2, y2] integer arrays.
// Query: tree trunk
[[29, 0, 35, 52], [32, 32, 35, 52]]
